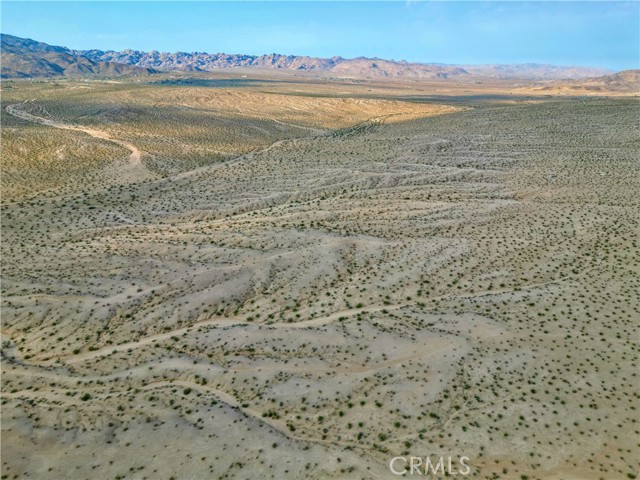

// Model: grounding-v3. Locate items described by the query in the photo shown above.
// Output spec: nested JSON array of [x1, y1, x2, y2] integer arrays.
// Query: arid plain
[[1, 72, 639, 479]]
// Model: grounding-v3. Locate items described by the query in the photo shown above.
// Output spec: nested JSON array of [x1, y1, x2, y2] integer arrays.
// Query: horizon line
[[1, 32, 623, 72]]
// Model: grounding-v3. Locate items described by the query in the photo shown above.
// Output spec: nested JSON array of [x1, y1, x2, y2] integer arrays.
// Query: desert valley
[[1, 30, 639, 480]]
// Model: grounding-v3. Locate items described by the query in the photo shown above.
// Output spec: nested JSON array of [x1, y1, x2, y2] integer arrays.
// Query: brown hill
[[329, 57, 468, 78], [530, 69, 640, 95], [1, 34, 156, 78]]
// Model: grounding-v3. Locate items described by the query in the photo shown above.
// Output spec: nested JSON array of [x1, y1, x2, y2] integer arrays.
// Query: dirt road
[[6, 102, 143, 166]]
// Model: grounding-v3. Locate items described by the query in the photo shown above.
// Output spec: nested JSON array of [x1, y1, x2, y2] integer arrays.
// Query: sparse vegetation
[[1, 75, 638, 480]]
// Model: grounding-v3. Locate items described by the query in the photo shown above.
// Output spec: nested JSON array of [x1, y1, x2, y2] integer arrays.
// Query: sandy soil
[[1, 77, 638, 480], [6, 102, 144, 166]]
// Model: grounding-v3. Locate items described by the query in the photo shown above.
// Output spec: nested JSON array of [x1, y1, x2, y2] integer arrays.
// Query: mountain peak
[[0, 34, 615, 80], [1, 33, 156, 78]]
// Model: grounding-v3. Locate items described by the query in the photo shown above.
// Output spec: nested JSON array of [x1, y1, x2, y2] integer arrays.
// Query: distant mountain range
[[0, 34, 156, 78], [0, 33, 618, 80], [77, 48, 471, 79], [533, 69, 640, 94], [460, 64, 612, 80]]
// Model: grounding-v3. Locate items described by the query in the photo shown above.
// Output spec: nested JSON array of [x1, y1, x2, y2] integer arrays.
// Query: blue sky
[[2, 1, 639, 70]]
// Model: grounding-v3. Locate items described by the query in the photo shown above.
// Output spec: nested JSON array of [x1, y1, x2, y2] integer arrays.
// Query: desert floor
[[1, 74, 639, 479]]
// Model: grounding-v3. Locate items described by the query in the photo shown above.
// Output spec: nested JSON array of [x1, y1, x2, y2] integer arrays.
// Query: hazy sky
[[2, 1, 639, 70]]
